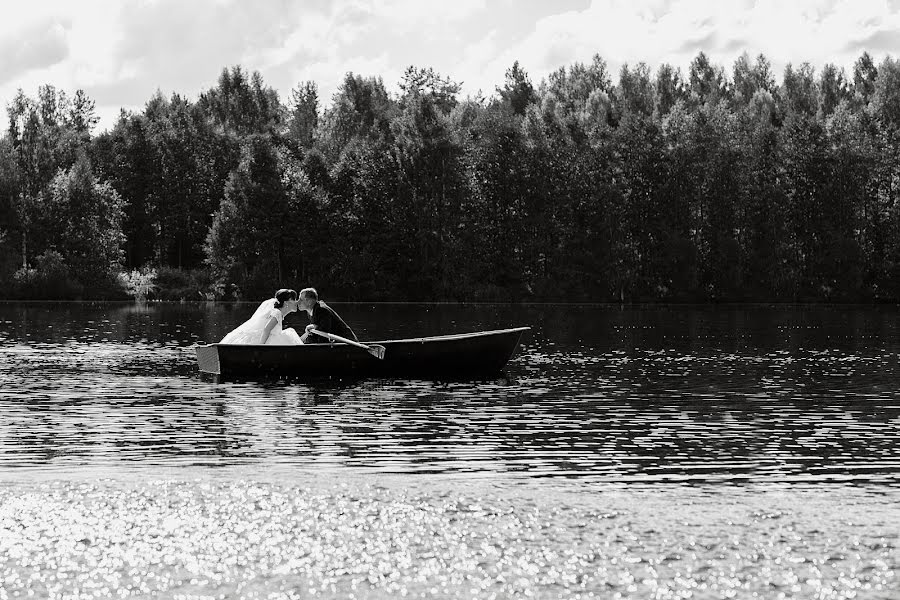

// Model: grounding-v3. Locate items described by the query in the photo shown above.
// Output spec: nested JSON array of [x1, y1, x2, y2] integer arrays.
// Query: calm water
[[0, 302, 898, 598]]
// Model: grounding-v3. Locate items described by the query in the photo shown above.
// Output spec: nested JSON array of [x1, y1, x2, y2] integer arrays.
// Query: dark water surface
[[0, 302, 898, 598]]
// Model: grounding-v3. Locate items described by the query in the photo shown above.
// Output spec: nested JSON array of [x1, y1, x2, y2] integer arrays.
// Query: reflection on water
[[1, 478, 897, 599], [1, 302, 899, 482], [1, 302, 899, 598]]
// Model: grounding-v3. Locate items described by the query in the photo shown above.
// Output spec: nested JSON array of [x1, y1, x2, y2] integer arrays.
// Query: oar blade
[[368, 344, 387, 360]]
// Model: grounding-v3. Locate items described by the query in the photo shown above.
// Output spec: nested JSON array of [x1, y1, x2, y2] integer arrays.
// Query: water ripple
[[0, 478, 896, 599], [2, 304, 899, 598], [1, 318, 899, 483]]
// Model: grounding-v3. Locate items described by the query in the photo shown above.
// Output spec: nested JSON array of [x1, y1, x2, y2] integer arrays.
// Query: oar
[[310, 329, 386, 359]]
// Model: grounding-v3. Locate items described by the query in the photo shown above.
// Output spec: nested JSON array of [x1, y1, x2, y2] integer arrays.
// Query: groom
[[298, 287, 359, 344]]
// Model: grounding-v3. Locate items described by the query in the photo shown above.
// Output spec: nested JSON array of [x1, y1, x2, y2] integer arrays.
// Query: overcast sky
[[2, 0, 899, 132]]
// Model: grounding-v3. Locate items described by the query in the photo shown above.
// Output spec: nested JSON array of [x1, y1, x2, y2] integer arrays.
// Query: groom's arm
[[315, 309, 335, 333]]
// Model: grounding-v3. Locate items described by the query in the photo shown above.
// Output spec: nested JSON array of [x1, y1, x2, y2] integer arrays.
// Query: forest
[[2, 50, 900, 302]]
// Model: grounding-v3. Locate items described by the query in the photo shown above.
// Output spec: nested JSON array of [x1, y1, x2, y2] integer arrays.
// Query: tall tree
[[287, 81, 318, 150], [734, 91, 791, 298], [461, 105, 532, 298], [779, 105, 829, 297], [545, 54, 612, 114], [145, 94, 221, 268], [399, 66, 461, 114], [616, 63, 655, 118], [654, 63, 685, 117], [498, 61, 537, 115], [91, 111, 157, 267], [46, 153, 126, 285], [384, 69, 467, 297], [666, 101, 742, 298], [318, 73, 396, 158], [205, 135, 307, 293], [732, 53, 775, 106], [6, 86, 97, 267], [198, 66, 283, 135], [0, 137, 21, 277], [616, 107, 670, 298], [821, 102, 866, 298], [818, 63, 848, 118], [780, 62, 819, 117], [872, 56, 900, 131], [688, 51, 728, 106], [853, 51, 878, 106]]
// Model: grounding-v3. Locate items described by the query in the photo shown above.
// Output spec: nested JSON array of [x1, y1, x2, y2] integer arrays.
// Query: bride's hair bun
[[273, 288, 298, 308]]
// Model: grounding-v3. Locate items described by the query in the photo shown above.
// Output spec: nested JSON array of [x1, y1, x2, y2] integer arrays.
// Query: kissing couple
[[220, 287, 357, 346]]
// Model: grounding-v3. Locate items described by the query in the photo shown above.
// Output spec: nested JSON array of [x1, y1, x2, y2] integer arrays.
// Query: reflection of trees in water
[[2, 303, 900, 479]]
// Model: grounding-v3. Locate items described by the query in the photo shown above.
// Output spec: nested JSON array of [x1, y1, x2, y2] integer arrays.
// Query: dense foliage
[[3, 53, 900, 302]]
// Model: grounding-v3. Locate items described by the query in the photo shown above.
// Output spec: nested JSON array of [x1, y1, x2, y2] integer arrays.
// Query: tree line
[[2, 51, 900, 302]]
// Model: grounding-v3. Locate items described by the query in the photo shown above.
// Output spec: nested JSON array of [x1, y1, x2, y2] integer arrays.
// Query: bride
[[220, 289, 303, 345]]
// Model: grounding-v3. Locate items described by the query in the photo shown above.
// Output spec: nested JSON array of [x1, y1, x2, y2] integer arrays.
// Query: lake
[[0, 302, 898, 598]]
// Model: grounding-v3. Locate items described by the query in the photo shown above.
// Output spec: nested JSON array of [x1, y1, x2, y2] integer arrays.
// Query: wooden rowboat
[[195, 326, 530, 378]]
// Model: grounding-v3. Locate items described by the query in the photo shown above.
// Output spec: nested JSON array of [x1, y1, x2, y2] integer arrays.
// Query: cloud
[[89, 0, 489, 114], [720, 37, 750, 55], [674, 31, 718, 55], [112, 1, 303, 93], [254, 0, 491, 106], [342, 0, 488, 30], [850, 28, 900, 53], [85, 77, 160, 109], [0, 1, 577, 130], [469, 0, 900, 93], [0, 18, 70, 85], [3, 0, 900, 132]]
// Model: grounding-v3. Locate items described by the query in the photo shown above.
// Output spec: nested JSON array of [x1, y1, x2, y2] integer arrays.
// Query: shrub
[[118, 267, 158, 302], [10, 250, 83, 299]]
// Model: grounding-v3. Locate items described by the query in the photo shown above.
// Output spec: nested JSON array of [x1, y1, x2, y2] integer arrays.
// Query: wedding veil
[[240, 299, 277, 332], [220, 299, 277, 343]]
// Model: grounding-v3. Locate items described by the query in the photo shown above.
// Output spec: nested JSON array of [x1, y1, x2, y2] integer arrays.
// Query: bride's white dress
[[220, 299, 303, 345]]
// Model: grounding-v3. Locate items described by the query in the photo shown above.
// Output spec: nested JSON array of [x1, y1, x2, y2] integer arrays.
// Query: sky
[[2, 0, 900, 132]]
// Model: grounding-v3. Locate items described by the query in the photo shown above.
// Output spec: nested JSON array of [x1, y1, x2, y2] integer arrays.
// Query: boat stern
[[195, 344, 221, 375]]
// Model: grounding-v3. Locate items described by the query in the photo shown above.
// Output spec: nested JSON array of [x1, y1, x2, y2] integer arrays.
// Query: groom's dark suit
[[303, 301, 358, 343]]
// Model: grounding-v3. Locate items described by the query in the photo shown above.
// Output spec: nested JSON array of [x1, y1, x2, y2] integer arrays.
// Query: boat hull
[[195, 327, 529, 378]]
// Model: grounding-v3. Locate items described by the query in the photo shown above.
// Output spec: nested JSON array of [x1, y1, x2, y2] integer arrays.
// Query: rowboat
[[195, 326, 530, 378]]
